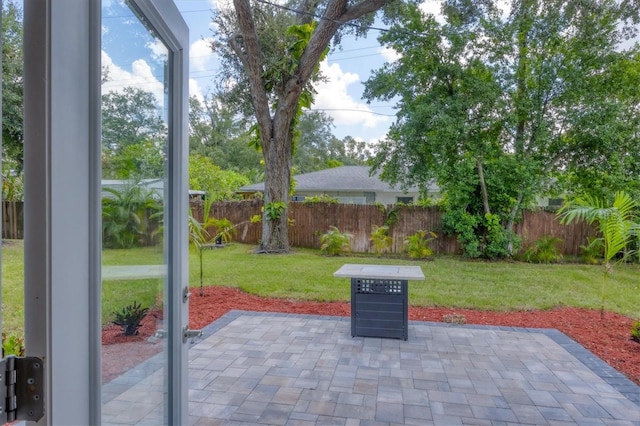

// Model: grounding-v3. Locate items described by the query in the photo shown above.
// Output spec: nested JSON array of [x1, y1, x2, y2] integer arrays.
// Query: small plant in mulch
[[442, 313, 466, 325], [2, 332, 25, 357], [631, 321, 640, 344], [113, 301, 149, 336]]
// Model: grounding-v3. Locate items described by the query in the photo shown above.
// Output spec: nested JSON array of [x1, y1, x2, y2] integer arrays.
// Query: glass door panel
[[100, 1, 172, 423]]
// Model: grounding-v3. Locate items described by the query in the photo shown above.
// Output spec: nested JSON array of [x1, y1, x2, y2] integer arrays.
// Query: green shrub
[[442, 209, 520, 259], [631, 321, 640, 343], [524, 236, 564, 263], [113, 301, 149, 336], [102, 182, 162, 248], [580, 237, 604, 264], [370, 225, 392, 257], [320, 226, 352, 256], [302, 194, 339, 204], [2, 332, 25, 357], [404, 230, 437, 259]]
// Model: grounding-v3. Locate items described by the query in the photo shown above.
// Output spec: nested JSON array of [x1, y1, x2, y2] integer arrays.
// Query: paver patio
[[103, 310, 640, 425]]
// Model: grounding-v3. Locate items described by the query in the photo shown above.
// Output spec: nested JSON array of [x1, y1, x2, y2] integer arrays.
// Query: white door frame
[[23, 1, 188, 424]]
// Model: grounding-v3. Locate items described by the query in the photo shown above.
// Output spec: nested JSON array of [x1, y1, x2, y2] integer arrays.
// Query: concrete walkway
[[103, 310, 640, 425]]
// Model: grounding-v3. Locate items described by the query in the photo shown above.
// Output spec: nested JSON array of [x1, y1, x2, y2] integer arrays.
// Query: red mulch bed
[[102, 286, 640, 386]]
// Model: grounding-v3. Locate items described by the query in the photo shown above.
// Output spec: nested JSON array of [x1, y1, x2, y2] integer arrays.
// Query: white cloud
[[146, 39, 168, 63], [189, 78, 205, 102], [313, 60, 389, 129], [380, 46, 401, 63], [101, 51, 165, 104], [419, 1, 445, 24], [190, 38, 215, 73]]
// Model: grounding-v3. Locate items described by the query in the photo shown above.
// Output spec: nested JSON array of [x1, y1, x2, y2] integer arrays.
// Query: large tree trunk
[[258, 111, 295, 253]]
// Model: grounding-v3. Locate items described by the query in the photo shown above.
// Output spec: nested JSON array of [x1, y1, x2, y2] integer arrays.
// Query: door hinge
[[0, 356, 45, 423]]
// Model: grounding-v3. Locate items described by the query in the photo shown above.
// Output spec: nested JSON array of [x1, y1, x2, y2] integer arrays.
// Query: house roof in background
[[239, 166, 436, 193]]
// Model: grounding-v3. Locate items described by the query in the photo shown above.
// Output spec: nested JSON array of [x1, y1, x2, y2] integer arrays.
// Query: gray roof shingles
[[239, 166, 424, 193]]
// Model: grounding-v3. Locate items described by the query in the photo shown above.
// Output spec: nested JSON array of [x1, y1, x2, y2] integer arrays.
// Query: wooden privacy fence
[[2, 201, 23, 240], [191, 200, 596, 256], [3, 199, 594, 255]]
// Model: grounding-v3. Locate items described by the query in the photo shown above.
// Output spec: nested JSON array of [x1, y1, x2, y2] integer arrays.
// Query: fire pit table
[[334, 264, 425, 340]]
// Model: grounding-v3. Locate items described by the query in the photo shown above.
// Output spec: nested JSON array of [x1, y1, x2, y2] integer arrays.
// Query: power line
[[254, 0, 392, 34], [311, 108, 396, 117]]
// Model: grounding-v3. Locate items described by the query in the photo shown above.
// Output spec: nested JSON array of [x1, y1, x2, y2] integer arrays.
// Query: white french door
[[22, 1, 189, 424]]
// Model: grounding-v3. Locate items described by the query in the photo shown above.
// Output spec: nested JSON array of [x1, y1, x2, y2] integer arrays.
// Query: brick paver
[[103, 311, 640, 425]]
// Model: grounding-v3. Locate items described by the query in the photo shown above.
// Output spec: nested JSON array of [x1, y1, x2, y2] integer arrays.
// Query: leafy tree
[[2, 1, 24, 167], [364, 0, 640, 257], [212, 0, 393, 253], [189, 154, 250, 201], [102, 86, 166, 154], [293, 111, 371, 173], [189, 94, 263, 176], [102, 140, 165, 179]]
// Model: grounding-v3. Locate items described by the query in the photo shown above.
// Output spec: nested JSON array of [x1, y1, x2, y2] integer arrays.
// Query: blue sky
[[174, 0, 399, 144]]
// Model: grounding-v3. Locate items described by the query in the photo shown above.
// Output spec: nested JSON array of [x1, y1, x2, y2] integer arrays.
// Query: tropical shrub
[[113, 301, 149, 336], [320, 226, 352, 256], [404, 230, 437, 259], [558, 191, 640, 318], [370, 225, 392, 257], [580, 237, 604, 264], [102, 182, 162, 248], [524, 236, 564, 263]]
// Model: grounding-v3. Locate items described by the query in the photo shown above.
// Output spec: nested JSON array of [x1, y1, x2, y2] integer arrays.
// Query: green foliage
[[188, 95, 263, 175], [404, 230, 436, 260], [103, 140, 165, 179], [2, 164, 23, 201], [302, 194, 339, 204], [631, 321, 640, 344], [558, 191, 640, 317], [442, 210, 520, 259], [210, 218, 237, 244], [442, 209, 481, 258], [264, 201, 287, 221], [370, 225, 392, 257], [483, 213, 521, 260], [524, 236, 564, 264], [102, 182, 162, 249], [559, 191, 639, 265], [189, 154, 250, 201], [293, 112, 369, 173], [580, 237, 604, 265], [2, 332, 25, 357], [101, 87, 165, 152], [320, 226, 352, 256], [112, 301, 149, 336], [2, 1, 24, 167], [364, 1, 640, 236]]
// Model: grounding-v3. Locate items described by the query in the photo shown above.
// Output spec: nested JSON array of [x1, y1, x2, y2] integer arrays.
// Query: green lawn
[[2, 240, 639, 337]]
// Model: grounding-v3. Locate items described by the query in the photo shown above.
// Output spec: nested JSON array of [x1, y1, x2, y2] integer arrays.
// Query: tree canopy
[[364, 0, 640, 256], [2, 0, 24, 167]]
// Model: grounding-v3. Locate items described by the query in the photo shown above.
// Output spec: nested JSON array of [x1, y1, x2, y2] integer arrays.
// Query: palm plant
[[370, 225, 392, 257], [102, 182, 162, 248], [189, 190, 238, 295], [558, 191, 639, 318]]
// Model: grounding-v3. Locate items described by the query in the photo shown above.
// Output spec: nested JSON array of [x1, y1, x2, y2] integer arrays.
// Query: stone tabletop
[[333, 264, 425, 280]]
